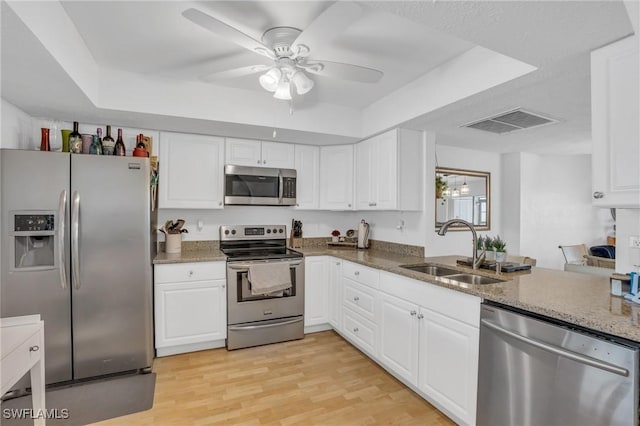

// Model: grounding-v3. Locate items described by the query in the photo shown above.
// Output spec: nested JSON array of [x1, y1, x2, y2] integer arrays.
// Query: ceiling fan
[[182, 3, 384, 100]]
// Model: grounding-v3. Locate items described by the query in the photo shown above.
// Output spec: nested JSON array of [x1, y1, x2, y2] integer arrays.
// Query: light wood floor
[[91, 331, 455, 425]]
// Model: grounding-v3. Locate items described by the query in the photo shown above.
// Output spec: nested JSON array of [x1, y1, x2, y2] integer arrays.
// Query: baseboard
[[304, 323, 333, 334], [156, 339, 225, 357]]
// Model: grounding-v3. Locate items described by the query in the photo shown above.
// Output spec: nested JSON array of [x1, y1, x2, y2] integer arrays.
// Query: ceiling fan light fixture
[[259, 68, 281, 92], [291, 70, 314, 95], [273, 80, 292, 100]]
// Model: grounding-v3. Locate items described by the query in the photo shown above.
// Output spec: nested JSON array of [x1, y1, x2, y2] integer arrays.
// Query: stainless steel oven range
[[220, 225, 304, 350]]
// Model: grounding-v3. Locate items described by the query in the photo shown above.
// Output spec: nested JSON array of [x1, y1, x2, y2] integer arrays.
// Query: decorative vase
[[165, 233, 182, 254], [39, 128, 50, 151], [331, 236, 339, 243], [60, 129, 72, 152], [485, 250, 495, 261], [495, 251, 507, 263]]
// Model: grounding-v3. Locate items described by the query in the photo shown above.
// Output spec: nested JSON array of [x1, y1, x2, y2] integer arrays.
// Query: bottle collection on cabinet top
[[39, 121, 149, 157]]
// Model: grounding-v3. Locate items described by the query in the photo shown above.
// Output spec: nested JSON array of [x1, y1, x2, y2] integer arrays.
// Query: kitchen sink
[[399, 263, 462, 277], [399, 263, 504, 285], [440, 273, 504, 285]]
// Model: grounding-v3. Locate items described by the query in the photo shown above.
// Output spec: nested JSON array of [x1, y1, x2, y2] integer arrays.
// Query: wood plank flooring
[[90, 331, 455, 425]]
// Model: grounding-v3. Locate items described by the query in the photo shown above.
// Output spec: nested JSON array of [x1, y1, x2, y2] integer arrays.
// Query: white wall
[[1, 99, 33, 149], [616, 209, 640, 273], [502, 152, 610, 269], [426, 144, 502, 256]]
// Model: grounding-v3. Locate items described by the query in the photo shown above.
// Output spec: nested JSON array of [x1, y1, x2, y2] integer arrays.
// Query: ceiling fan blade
[[291, 2, 363, 51], [182, 8, 274, 59], [302, 60, 383, 83], [201, 65, 270, 82]]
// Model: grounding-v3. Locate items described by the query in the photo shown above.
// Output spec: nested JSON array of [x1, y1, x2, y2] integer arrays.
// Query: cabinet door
[[261, 141, 295, 169], [375, 130, 398, 210], [328, 258, 342, 331], [225, 138, 262, 167], [319, 145, 354, 210], [159, 132, 224, 209], [378, 292, 419, 385], [591, 35, 640, 208], [419, 308, 479, 426], [304, 257, 329, 327], [355, 138, 375, 210], [155, 279, 227, 348], [294, 144, 319, 209]]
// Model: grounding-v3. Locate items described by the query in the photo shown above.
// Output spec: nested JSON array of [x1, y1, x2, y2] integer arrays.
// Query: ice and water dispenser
[[11, 212, 56, 270]]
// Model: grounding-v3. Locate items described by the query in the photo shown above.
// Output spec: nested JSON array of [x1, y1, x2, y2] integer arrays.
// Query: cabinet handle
[[593, 191, 604, 199], [335, 262, 340, 266], [353, 327, 359, 333], [30, 345, 40, 352], [417, 313, 424, 319], [410, 310, 417, 316], [188, 271, 194, 277], [348, 203, 352, 208], [257, 160, 261, 164], [353, 296, 360, 302], [222, 285, 226, 289], [354, 271, 360, 276], [219, 201, 223, 206]]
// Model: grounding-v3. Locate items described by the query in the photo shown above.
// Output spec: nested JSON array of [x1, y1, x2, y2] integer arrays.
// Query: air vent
[[462, 108, 558, 134]]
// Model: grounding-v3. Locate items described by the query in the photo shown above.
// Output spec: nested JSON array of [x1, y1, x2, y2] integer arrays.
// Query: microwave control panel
[[282, 177, 296, 198]]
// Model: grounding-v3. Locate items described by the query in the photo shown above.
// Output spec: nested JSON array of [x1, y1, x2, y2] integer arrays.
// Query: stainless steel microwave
[[224, 165, 297, 206]]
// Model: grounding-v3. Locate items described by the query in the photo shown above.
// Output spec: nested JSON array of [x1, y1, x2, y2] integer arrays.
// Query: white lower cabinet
[[304, 257, 330, 330], [418, 308, 479, 426], [154, 262, 227, 356], [342, 307, 377, 357], [378, 292, 419, 386], [328, 258, 343, 331]]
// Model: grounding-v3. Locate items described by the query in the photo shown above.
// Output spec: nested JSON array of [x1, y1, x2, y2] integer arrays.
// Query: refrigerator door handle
[[71, 190, 81, 290], [58, 190, 68, 289]]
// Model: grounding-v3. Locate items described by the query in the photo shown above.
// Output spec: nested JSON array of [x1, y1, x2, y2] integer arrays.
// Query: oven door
[[227, 258, 304, 325]]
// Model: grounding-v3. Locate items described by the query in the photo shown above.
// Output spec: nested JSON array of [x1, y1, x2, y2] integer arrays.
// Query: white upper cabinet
[[158, 132, 224, 209], [294, 144, 320, 209], [319, 144, 355, 210], [355, 128, 424, 211], [591, 35, 640, 208], [225, 138, 295, 169]]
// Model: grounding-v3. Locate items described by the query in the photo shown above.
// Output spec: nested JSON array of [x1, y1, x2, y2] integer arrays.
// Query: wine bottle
[[102, 125, 115, 155], [89, 134, 102, 155], [114, 128, 126, 156], [69, 121, 83, 154]]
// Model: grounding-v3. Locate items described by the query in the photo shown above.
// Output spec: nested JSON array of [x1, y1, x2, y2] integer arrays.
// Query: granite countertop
[[154, 243, 639, 343]]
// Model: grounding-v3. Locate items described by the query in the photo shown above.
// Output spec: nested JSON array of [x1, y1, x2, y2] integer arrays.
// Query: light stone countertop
[[154, 244, 640, 343]]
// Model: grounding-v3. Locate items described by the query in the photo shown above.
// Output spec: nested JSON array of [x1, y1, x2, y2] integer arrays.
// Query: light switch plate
[[630, 236, 640, 248]]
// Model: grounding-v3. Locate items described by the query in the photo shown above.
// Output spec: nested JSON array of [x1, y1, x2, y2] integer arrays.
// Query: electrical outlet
[[630, 236, 640, 248]]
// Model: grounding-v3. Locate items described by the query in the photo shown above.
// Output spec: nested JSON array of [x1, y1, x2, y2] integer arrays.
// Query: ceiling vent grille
[[462, 108, 558, 134]]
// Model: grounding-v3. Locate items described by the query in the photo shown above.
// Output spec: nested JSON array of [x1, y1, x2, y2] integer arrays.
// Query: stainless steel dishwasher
[[478, 303, 639, 426]]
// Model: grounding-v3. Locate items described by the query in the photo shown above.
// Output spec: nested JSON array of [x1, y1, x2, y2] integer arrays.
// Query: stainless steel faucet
[[437, 219, 486, 270]]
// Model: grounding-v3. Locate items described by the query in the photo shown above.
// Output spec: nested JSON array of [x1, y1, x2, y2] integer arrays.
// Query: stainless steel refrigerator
[[1, 149, 154, 390]]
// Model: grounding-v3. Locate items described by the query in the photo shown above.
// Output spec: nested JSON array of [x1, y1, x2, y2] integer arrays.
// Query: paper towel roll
[[357, 220, 369, 249]]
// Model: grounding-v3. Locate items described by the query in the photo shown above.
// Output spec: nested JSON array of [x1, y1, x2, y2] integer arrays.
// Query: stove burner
[[220, 225, 303, 262]]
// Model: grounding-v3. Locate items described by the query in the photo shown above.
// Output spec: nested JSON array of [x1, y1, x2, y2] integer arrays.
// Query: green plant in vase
[[476, 235, 485, 259], [493, 235, 507, 262], [436, 175, 448, 205], [484, 236, 495, 261]]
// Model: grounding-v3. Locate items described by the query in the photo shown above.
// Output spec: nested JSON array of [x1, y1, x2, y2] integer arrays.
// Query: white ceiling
[[1, 1, 636, 153]]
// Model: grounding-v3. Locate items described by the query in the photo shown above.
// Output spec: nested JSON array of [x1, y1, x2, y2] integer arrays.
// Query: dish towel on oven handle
[[248, 262, 292, 296]]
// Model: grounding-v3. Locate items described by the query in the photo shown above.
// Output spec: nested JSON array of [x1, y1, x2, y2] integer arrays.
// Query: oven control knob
[[231, 230, 236, 235], [224, 230, 229, 235], [278, 229, 283, 233], [273, 228, 277, 233], [267, 229, 271, 233]]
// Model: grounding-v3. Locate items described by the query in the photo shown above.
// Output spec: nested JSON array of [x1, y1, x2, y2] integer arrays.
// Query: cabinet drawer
[[342, 261, 379, 289], [1, 329, 41, 392], [343, 278, 376, 321], [343, 308, 377, 356], [155, 262, 226, 284]]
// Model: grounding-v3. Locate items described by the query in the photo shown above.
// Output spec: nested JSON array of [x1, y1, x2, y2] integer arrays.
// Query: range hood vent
[[462, 108, 558, 134]]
